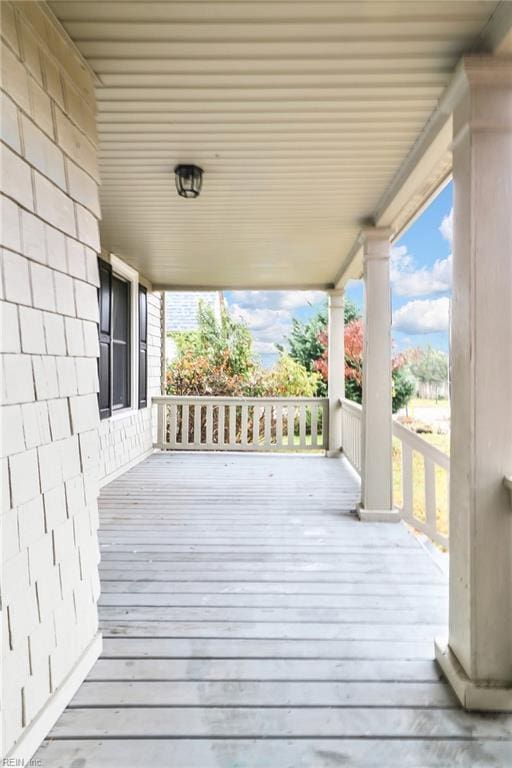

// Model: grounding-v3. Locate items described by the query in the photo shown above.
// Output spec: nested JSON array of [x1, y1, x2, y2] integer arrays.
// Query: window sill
[[105, 407, 138, 423]]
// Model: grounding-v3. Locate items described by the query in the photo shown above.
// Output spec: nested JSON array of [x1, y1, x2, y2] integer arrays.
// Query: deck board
[[35, 452, 512, 767]]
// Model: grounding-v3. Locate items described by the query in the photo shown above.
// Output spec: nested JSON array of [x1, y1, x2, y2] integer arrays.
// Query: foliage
[[263, 354, 321, 397], [283, 308, 327, 379], [283, 299, 360, 396], [312, 315, 414, 413], [409, 346, 448, 385], [171, 301, 255, 379], [392, 366, 416, 413], [166, 354, 243, 397], [167, 302, 319, 399], [166, 295, 416, 412]]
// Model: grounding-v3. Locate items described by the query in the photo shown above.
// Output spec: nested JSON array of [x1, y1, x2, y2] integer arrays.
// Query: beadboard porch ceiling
[[49, 1, 510, 289]]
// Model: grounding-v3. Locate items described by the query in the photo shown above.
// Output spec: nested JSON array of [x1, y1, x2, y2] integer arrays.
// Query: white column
[[435, 56, 512, 711], [358, 227, 398, 522], [327, 289, 344, 457]]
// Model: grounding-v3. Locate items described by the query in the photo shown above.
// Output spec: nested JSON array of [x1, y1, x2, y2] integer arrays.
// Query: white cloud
[[440, 207, 453, 245], [393, 297, 450, 334], [230, 303, 293, 355], [253, 340, 281, 355], [230, 290, 325, 312], [390, 244, 451, 297], [227, 290, 326, 358]]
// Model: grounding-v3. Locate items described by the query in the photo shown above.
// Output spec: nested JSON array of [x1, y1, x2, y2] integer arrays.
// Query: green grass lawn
[[406, 397, 450, 413]]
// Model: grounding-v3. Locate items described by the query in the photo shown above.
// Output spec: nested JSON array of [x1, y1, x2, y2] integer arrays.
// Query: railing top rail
[[340, 397, 449, 470], [392, 420, 450, 470], [153, 395, 328, 405], [340, 398, 362, 413]]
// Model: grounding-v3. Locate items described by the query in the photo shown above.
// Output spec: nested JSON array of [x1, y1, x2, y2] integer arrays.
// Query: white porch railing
[[340, 398, 450, 548], [340, 398, 363, 473], [154, 396, 329, 452], [393, 420, 449, 549]]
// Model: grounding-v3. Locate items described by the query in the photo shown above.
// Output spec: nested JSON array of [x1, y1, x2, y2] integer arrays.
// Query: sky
[[225, 181, 453, 367]]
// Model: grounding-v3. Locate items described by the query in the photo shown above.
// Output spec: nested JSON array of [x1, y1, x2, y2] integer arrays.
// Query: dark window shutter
[[138, 285, 148, 408], [98, 258, 112, 419]]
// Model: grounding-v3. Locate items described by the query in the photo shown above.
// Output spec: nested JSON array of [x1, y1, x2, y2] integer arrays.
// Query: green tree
[[167, 302, 319, 400], [410, 346, 448, 390], [264, 354, 321, 397], [171, 301, 255, 378], [283, 299, 359, 395], [392, 366, 416, 413]]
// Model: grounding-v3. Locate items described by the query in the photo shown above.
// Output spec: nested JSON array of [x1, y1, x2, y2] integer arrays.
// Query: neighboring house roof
[[166, 291, 223, 332]]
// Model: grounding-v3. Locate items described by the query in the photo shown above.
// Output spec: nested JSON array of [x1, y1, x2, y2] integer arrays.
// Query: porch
[[2, 1, 512, 763], [35, 451, 512, 766]]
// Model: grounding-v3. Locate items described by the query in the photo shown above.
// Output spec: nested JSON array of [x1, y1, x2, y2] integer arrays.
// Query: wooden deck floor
[[37, 452, 512, 767]]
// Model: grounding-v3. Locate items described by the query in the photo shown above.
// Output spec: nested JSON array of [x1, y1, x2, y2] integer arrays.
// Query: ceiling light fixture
[[174, 164, 203, 199]]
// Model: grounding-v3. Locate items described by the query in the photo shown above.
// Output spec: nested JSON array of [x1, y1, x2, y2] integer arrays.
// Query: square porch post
[[435, 56, 512, 711], [357, 227, 399, 522], [327, 289, 345, 457]]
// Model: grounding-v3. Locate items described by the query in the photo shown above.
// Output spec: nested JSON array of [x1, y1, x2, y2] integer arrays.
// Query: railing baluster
[[275, 404, 283, 449], [218, 405, 225, 448], [241, 403, 248, 447], [424, 458, 437, 536], [229, 404, 236, 448], [287, 405, 294, 448], [402, 441, 413, 521], [206, 403, 213, 448], [311, 403, 318, 448], [252, 405, 260, 448], [299, 404, 306, 448], [182, 403, 189, 447], [193, 404, 201, 447], [169, 402, 177, 448], [264, 404, 272, 448]]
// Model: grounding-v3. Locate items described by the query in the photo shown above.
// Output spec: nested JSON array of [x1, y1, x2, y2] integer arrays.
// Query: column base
[[326, 449, 341, 458], [435, 639, 512, 712], [356, 503, 400, 522]]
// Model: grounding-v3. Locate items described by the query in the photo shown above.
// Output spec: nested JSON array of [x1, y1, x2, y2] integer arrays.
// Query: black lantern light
[[174, 164, 203, 198]]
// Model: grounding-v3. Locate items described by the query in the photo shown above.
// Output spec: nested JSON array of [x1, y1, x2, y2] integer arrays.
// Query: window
[[138, 285, 148, 408], [98, 259, 147, 419], [112, 274, 130, 410]]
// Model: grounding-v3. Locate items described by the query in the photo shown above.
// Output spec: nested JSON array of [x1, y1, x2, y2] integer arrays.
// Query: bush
[[392, 367, 416, 413]]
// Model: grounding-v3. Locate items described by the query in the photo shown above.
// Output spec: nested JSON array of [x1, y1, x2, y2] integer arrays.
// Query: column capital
[[443, 55, 512, 142], [359, 226, 393, 244], [359, 227, 393, 260], [444, 55, 512, 109], [327, 288, 344, 307]]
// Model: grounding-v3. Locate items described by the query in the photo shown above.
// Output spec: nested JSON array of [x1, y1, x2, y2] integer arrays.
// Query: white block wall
[[1, 3, 101, 755], [98, 290, 163, 484]]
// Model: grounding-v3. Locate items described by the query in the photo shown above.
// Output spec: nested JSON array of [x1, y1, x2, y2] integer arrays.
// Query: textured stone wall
[[1, 2, 101, 754]]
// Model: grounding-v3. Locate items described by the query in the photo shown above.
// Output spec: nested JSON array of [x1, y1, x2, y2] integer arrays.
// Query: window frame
[[138, 284, 148, 409], [97, 255, 149, 420], [111, 271, 131, 413]]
